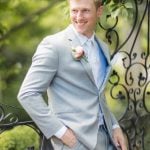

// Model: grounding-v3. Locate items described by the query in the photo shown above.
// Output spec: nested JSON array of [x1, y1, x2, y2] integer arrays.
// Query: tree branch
[[0, 0, 60, 41]]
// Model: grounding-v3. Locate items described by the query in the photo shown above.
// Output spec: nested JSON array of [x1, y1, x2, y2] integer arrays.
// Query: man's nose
[[76, 11, 83, 20]]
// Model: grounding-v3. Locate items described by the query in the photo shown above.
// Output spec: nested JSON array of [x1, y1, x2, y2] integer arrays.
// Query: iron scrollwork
[[100, 0, 150, 149], [0, 104, 19, 133], [0, 102, 53, 150]]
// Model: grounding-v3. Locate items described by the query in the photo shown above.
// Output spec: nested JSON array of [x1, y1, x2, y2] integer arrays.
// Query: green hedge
[[0, 125, 40, 150]]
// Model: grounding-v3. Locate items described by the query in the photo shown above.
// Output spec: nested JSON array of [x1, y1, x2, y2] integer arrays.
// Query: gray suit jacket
[[18, 25, 118, 149]]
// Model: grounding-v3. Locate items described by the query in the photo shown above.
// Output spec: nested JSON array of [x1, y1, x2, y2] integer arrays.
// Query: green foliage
[[0, 126, 39, 150], [103, 0, 134, 18], [0, 0, 67, 111]]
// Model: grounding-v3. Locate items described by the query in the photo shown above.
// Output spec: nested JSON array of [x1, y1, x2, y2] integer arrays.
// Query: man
[[18, 0, 127, 149]]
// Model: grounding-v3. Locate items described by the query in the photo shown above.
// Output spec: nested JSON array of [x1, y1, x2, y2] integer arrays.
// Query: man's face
[[69, 0, 102, 38]]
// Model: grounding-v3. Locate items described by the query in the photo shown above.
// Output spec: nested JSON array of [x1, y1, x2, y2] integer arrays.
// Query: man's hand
[[60, 128, 77, 148], [112, 128, 127, 150]]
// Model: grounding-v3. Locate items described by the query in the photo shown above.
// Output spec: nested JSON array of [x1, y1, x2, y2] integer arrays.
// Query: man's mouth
[[75, 21, 87, 26]]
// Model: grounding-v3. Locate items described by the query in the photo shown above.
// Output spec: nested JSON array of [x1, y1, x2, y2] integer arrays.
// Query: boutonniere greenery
[[71, 46, 88, 62]]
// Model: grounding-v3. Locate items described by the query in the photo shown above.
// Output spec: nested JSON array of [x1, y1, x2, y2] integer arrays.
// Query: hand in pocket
[[60, 128, 77, 148]]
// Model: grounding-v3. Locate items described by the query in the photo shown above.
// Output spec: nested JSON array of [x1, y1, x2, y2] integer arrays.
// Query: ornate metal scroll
[[0, 103, 33, 132], [0, 102, 53, 149], [0, 102, 41, 150], [99, 0, 150, 149]]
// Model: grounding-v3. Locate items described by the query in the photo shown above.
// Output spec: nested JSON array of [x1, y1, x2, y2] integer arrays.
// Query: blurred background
[[0, 0, 149, 149]]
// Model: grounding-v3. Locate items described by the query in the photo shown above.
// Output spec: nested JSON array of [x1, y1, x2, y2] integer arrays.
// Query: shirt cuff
[[112, 124, 120, 129], [54, 126, 67, 138]]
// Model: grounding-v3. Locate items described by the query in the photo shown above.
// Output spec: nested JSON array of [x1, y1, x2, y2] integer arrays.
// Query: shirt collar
[[70, 24, 95, 46]]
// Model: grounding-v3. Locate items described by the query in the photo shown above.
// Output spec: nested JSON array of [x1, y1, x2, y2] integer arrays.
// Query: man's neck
[[70, 24, 95, 46], [70, 24, 94, 39]]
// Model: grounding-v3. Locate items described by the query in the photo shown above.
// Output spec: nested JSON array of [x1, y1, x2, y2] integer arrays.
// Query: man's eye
[[83, 9, 90, 12], [72, 10, 77, 13]]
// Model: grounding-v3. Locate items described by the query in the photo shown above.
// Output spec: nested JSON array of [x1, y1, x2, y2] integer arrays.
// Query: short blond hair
[[94, 0, 102, 8], [67, 0, 102, 9]]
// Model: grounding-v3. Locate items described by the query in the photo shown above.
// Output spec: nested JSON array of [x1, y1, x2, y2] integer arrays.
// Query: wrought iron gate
[[99, 0, 150, 149]]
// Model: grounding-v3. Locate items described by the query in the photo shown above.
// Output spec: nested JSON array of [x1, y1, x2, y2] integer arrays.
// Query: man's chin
[[75, 28, 85, 35]]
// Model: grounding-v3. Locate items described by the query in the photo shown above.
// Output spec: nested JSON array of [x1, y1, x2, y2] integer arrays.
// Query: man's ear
[[97, 6, 103, 17]]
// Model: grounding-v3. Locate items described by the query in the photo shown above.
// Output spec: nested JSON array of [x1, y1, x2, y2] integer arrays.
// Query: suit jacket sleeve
[[102, 93, 119, 127], [17, 36, 64, 139]]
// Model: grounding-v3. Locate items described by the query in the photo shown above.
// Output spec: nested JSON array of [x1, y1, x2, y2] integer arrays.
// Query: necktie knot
[[87, 39, 94, 47]]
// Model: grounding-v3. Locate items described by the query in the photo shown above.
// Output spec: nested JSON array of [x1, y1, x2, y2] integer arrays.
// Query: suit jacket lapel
[[65, 25, 96, 86], [95, 36, 112, 92], [80, 58, 96, 85], [95, 36, 111, 65], [100, 43, 112, 91]]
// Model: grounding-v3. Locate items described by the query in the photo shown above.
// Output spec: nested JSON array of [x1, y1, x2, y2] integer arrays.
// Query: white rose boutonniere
[[72, 46, 88, 62]]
